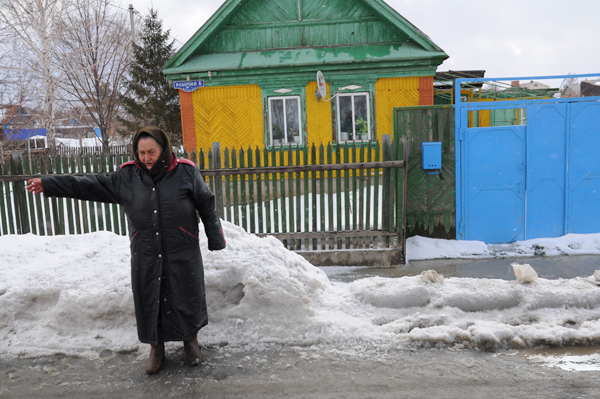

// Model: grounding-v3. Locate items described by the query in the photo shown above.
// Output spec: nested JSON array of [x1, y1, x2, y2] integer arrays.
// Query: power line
[[106, 1, 141, 17], [105, 2, 184, 45]]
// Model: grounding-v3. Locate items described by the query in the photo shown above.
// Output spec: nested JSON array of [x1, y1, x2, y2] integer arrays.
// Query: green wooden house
[[163, 0, 448, 156]]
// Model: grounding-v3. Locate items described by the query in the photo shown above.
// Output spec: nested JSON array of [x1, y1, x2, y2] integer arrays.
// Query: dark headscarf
[[132, 126, 173, 182]]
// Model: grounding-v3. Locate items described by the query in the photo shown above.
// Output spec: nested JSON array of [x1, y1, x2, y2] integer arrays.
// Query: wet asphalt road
[[2, 255, 600, 399], [2, 344, 600, 399]]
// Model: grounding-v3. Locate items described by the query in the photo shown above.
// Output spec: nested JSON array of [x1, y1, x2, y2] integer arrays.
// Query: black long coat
[[42, 158, 226, 344]]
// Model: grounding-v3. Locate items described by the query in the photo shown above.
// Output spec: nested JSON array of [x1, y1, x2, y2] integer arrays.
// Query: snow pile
[[201, 223, 331, 345], [0, 233, 135, 356], [1, 225, 600, 358], [407, 233, 600, 260]]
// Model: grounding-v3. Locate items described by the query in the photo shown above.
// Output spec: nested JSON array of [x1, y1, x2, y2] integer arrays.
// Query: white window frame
[[268, 96, 302, 146], [336, 92, 371, 142]]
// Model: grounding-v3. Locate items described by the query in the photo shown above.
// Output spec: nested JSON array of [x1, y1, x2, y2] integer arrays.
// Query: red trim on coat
[[176, 157, 196, 168], [179, 226, 199, 239], [167, 155, 196, 171], [120, 160, 141, 170], [121, 154, 195, 171]]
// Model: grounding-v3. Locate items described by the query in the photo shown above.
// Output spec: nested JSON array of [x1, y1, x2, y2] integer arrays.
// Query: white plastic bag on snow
[[511, 262, 538, 284], [420, 270, 444, 284]]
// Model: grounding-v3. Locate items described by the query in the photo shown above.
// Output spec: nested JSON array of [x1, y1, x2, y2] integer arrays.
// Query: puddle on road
[[503, 346, 600, 371], [319, 254, 600, 284]]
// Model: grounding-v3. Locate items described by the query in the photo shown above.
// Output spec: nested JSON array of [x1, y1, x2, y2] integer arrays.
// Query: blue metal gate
[[455, 74, 600, 243]]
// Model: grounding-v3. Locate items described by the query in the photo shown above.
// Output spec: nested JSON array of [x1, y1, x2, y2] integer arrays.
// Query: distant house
[[1, 106, 39, 130], [55, 116, 97, 139], [512, 80, 550, 90], [1, 106, 47, 145], [162, 0, 448, 155]]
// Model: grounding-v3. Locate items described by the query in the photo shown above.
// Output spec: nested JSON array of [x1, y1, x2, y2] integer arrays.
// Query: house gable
[[163, 0, 447, 83], [200, 0, 410, 54]]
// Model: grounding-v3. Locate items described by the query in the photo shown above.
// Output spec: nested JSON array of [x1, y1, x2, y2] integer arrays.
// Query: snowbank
[[406, 233, 600, 260], [1, 225, 600, 358]]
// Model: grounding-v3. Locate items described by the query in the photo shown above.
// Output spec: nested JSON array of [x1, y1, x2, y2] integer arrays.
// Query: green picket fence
[[0, 151, 133, 237], [0, 136, 407, 260]]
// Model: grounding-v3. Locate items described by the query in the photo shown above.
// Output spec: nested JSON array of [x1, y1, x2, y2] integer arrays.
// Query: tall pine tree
[[119, 9, 181, 144]]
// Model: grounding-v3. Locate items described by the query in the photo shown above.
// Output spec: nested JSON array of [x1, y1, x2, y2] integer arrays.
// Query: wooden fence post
[[11, 152, 29, 234], [400, 136, 409, 261], [382, 134, 392, 247], [211, 142, 223, 219]]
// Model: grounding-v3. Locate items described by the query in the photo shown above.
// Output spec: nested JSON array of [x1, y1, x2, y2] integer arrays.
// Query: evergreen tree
[[118, 9, 181, 144]]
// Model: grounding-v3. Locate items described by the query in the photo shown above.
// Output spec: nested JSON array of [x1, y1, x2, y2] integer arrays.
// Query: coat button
[[152, 188, 155, 191], [154, 210, 157, 213], [158, 254, 162, 258], [156, 232, 159, 236]]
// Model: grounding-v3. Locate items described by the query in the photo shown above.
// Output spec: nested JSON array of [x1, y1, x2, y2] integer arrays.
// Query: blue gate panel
[[571, 179, 600, 234], [569, 102, 600, 234], [465, 126, 526, 243], [527, 180, 565, 238], [467, 190, 525, 243], [456, 75, 600, 243], [526, 104, 567, 238]]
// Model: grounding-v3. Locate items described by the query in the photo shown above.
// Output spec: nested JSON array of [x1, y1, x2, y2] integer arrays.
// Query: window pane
[[354, 95, 368, 139], [270, 99, 284, 143], [339, 96, 353, 141], [285, 98, 300, 143]]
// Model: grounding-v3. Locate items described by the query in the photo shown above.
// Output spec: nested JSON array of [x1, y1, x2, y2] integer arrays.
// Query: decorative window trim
[[268, 96, 302, 146], [336, 92, 371, 143]]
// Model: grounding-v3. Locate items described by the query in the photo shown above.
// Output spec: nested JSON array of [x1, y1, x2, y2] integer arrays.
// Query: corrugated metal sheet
[[192, 85, 263, 153]]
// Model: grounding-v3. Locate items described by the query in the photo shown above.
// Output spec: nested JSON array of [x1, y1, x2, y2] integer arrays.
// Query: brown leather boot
[[183, 336, 203, 366], [145, 342, 165, 374]]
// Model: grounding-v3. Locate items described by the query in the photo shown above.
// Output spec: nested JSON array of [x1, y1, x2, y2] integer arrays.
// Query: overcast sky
[[127, 0, 600, 85]]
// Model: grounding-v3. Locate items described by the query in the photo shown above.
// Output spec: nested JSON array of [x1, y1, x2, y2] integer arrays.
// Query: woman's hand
[[26, 178, 44, 194]]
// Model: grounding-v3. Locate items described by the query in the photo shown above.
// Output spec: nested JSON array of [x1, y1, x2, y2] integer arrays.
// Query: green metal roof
[[163, 0, 448, 82]]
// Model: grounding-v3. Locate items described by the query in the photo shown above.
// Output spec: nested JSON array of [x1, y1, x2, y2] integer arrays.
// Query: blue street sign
[[174, 80, 205, 92]]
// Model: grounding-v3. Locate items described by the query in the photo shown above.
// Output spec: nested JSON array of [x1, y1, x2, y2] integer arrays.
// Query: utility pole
[[129, 4, 136, 44]]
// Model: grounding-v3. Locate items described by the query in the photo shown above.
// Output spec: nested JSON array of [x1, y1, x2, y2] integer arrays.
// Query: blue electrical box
[[422, 142, 442, 170]]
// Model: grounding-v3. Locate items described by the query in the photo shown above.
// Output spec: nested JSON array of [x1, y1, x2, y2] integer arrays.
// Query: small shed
[[163, 0, 448, 155]]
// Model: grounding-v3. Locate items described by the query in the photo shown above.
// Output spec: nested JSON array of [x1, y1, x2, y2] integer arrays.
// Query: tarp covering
[[3, 128, 47, 141]]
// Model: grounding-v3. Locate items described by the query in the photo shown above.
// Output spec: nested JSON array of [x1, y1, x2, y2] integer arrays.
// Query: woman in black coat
[[26, 127, 226, 374]]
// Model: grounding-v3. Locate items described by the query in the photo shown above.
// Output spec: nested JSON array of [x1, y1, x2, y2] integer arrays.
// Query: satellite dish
[[316, 71, 327, 99]]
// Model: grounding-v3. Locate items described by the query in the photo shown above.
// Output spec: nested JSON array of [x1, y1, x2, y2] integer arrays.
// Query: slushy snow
[[1, 223, 600, 358]]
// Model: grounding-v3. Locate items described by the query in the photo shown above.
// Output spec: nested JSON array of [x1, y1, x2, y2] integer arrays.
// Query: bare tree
[[0, 42, 41, 161], [60, 0, 133, 153], [0, 0, 79, 154]]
